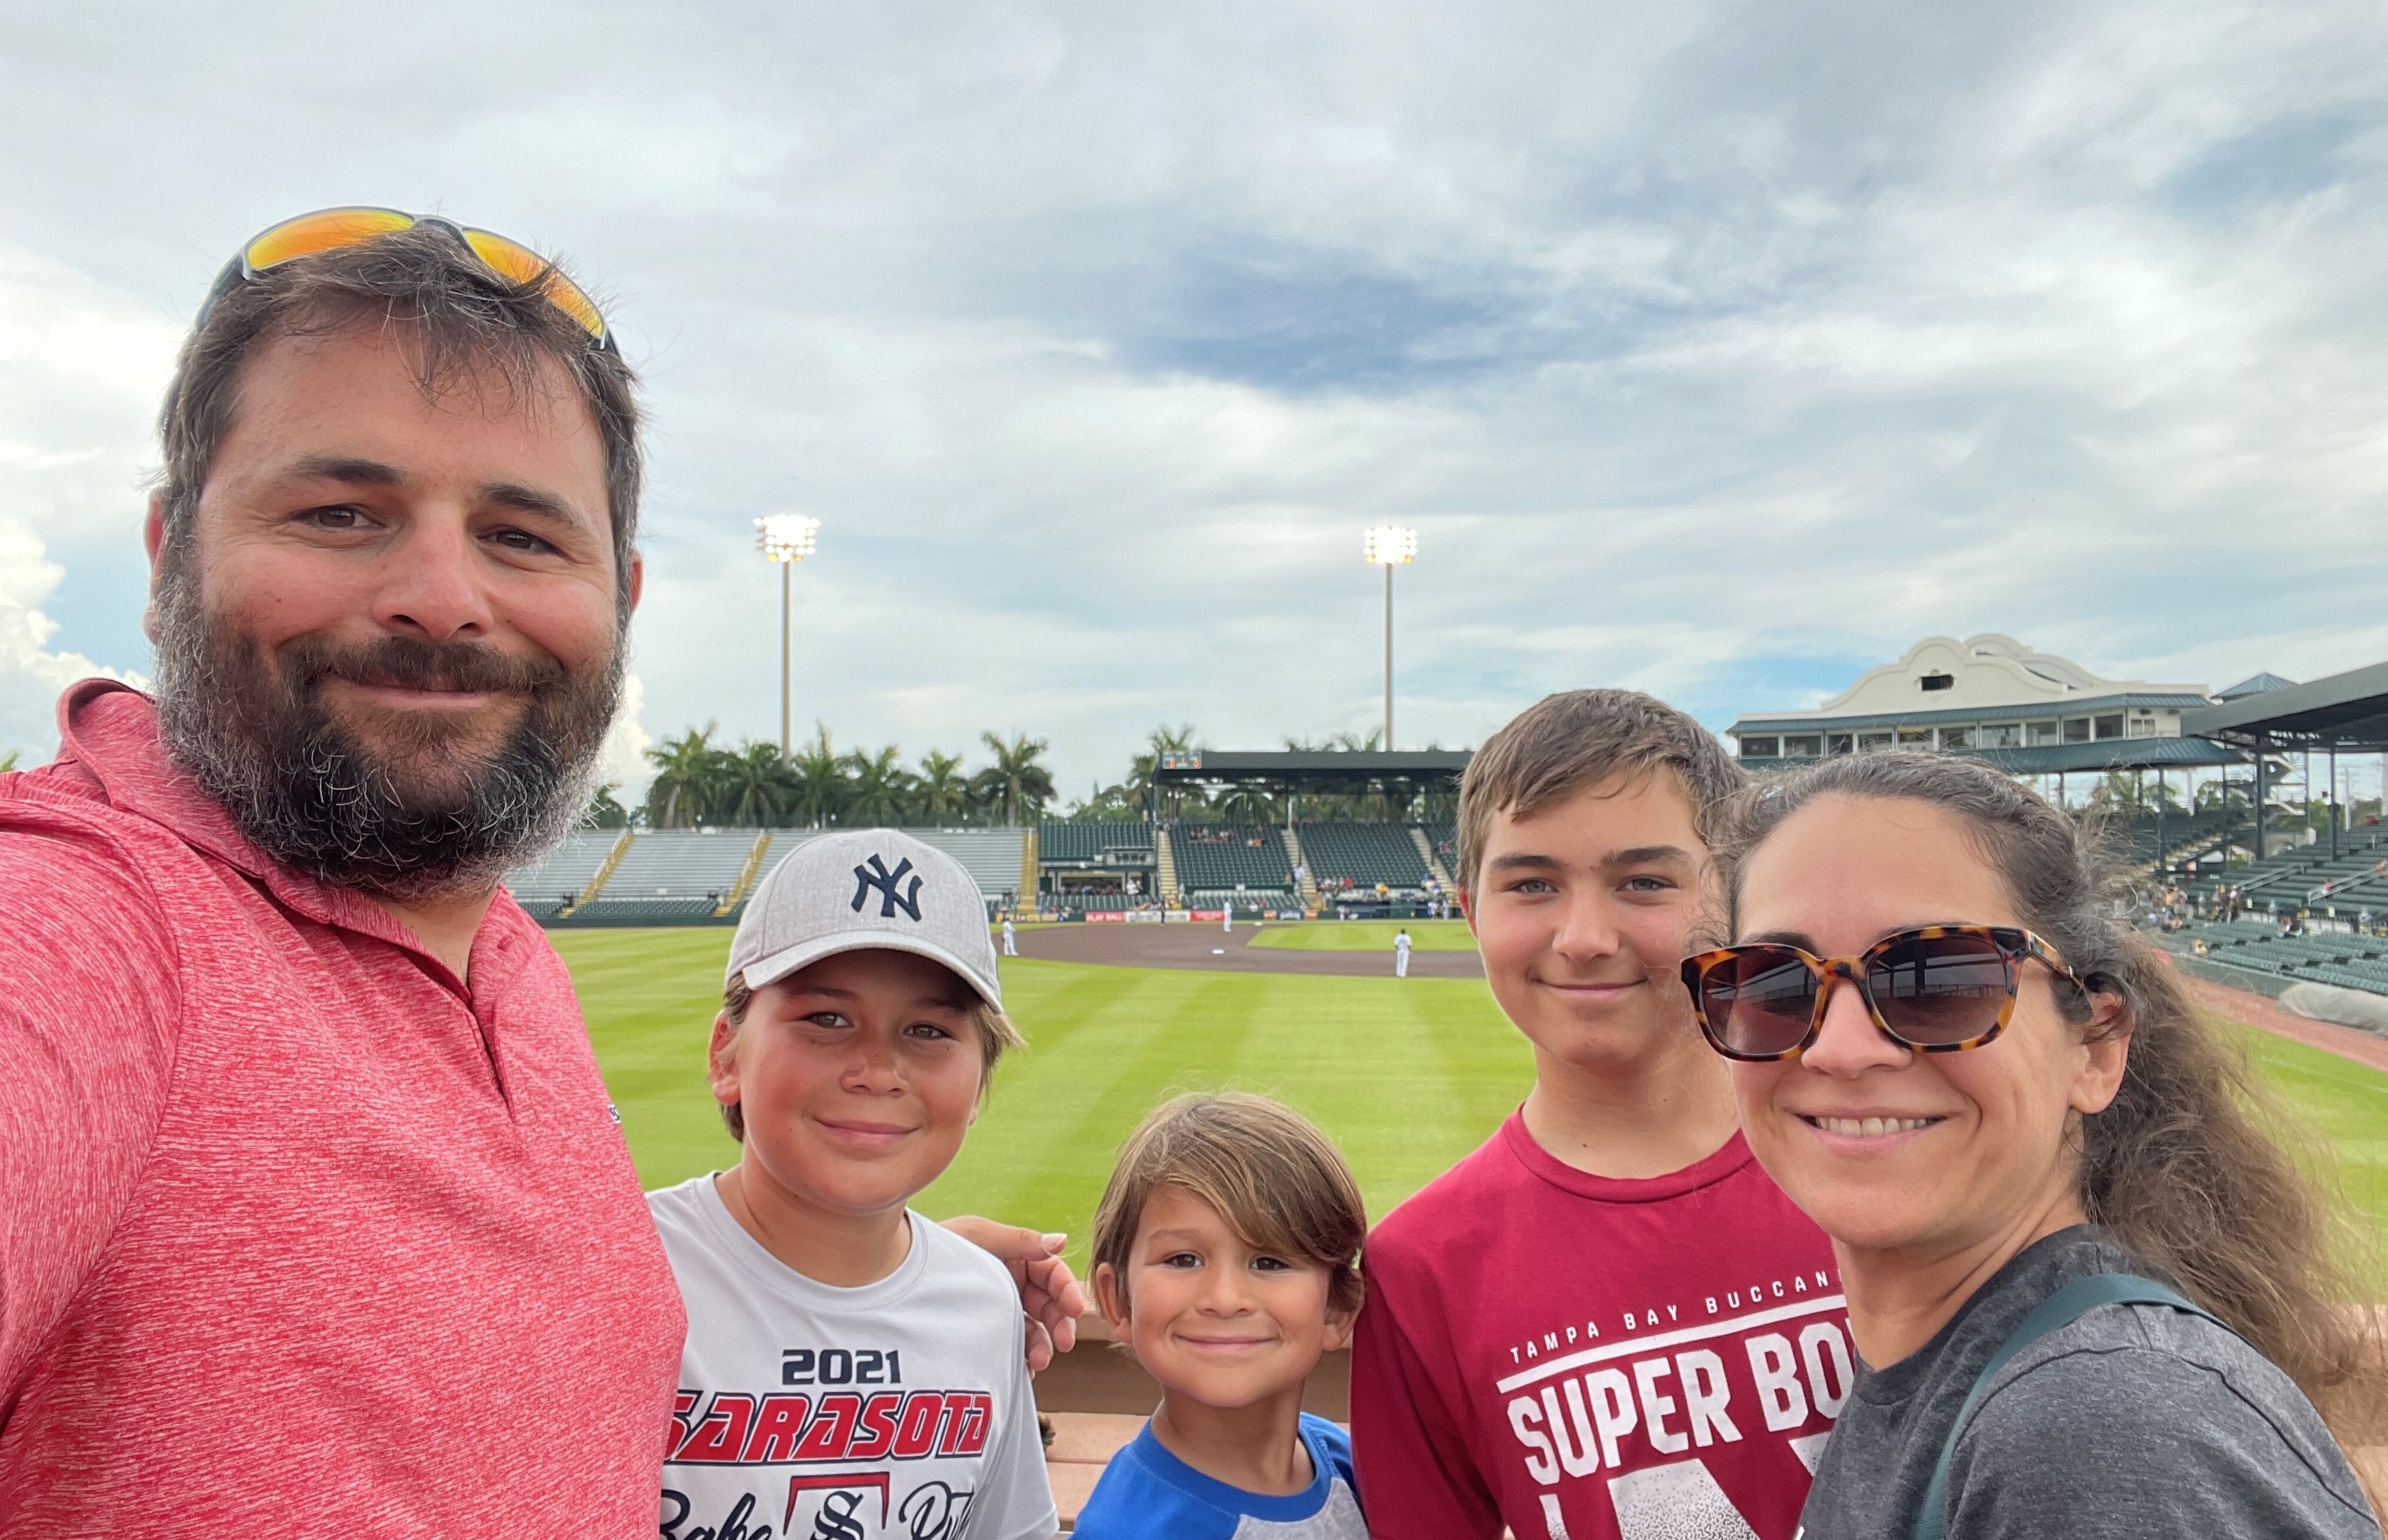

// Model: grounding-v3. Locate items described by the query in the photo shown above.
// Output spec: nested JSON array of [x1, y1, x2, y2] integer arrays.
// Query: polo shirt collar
[[54, 678, 444, 956]]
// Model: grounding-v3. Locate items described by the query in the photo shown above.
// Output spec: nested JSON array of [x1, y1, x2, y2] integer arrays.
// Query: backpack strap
[[1912, 1273, 2225, 1540]]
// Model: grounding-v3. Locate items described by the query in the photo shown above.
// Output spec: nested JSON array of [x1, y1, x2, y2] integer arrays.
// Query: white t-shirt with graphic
[[649, 1176, 1058, 1540]]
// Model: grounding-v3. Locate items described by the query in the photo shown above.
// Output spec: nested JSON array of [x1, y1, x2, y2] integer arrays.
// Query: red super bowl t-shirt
[[1352, 1114, 1848, 1540]]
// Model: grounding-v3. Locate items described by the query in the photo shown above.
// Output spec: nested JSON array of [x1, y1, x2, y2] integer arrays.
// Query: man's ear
[[1457, 886, 1476, 936], [707, 1010, 743, 1112], [142, 490, 171, 644], [1093, 1261, 1130, 1335], [624, 548, 644, 617]]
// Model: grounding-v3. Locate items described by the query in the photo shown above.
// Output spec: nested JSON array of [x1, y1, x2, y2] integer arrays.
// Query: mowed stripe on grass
[[556, 929, 2388, 1278], [553, 928, 1530, 1269], [1246, 919, 1478, 951]]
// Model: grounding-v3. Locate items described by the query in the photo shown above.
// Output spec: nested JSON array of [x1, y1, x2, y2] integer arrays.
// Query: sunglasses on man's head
[[195, 206, 612, 351], [1679, 925, 2087, 1063]]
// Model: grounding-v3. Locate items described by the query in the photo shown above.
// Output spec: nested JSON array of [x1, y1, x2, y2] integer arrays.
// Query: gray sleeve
[[1946, 1342, 2380, 1539]]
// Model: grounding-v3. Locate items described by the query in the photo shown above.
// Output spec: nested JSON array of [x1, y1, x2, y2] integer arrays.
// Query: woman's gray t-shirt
[[1798, 1227, 2377, 1539]]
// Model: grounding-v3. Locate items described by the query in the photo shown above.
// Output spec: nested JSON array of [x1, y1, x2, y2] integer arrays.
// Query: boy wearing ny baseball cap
[[648, 831, 1058, 1540]]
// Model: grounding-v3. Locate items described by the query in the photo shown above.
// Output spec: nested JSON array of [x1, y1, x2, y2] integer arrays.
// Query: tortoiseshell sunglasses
[[1679, 925, 2087, 1062]]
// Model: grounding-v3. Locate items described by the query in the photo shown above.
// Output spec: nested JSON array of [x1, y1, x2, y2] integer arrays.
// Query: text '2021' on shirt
[[649, 1175, 1057, 1540]]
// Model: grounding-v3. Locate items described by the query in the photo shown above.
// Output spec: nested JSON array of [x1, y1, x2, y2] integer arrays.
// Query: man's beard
[[151, 574, 622, 903]]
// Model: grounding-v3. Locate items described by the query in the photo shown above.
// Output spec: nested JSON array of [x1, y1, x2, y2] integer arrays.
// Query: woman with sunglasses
[[1683, 752, 2381, 1539]]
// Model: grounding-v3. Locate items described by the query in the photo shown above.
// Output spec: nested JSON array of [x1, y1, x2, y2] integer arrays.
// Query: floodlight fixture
[[756, 512, 820, 565], [1362, 525, 1418, 566], [1362, 525, 1420, 750], [755, 514, 823, 756]]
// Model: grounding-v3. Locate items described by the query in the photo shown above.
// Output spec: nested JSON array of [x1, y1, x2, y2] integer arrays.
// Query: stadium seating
[[531, 826, 1023, 926], [554, 896, 721, 928], [2183, 826, 2388, 912], [906, 829, 1030, 906], [2161, 919, 2388, 997], [1168, 824, 1295, 897], [2113, 808, 2230, 867], [1189, 888, 1296, 911], [599, 829, 759, 904], [502, 829, 621, 909], [1052, 892, 1142, 913], [1298, 823, 1431, 889], [1038, 822, 1153, 862]]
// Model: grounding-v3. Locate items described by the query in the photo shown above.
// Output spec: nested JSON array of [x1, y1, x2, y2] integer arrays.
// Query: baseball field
[[560, 923, 2388, 1278]]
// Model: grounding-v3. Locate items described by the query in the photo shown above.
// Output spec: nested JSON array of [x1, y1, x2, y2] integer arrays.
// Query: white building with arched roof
[[1729, 634, 2234, 773]]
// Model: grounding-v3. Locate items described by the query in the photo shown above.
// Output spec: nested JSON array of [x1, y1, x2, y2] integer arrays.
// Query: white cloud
[[5, 1, 2388, 788], [600, 673, 654, 803], [0, 518, 144, 756]]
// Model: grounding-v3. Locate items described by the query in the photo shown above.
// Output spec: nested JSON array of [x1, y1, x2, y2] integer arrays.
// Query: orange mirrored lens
[[463, 228, 607, 342], [243, 208, 415, 273]]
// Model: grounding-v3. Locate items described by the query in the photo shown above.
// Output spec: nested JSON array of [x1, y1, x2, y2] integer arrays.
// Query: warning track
[[1010, 922, 1484, 978]]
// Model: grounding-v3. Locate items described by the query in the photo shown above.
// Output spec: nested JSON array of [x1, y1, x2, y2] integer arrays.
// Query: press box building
[[1727, 634, 2235, 775]]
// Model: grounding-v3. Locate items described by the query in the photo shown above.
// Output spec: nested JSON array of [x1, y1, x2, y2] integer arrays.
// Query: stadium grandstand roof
[[1148, 749, 1470, 814], [1949, 737, 2245, 773], [1152, 750, 1471, 779], [2216, 672, 2299, 701], [1731, 694, 2213, 735], [2182, 660, 2388, 751]]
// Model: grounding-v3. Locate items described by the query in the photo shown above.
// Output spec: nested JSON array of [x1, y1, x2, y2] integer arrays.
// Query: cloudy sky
[[5, 0, 2386, 801]]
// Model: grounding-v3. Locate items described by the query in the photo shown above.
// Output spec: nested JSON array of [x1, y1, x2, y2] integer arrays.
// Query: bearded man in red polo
[[0, 211, 1075, 1532]]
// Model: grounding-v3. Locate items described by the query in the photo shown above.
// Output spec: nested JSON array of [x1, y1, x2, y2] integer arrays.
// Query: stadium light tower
[[1362, 525, 1418, 750], [755, 514, 821, 758]]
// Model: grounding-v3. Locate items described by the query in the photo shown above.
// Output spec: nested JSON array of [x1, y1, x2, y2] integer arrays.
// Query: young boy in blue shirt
[[1076, 1093, 1369, 1539]]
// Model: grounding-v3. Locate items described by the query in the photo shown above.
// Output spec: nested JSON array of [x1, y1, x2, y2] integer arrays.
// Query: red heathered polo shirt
[[0, 681, 685, 1533]]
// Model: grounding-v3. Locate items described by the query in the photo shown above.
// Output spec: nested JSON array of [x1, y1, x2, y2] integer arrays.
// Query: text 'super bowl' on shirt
[[1354, 1115, 1850, 1540], [649, 1177, 1056, 1540]]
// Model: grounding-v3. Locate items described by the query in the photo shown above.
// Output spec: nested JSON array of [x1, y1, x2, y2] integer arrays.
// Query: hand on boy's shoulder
[[940, 1216, 1087, 1372]]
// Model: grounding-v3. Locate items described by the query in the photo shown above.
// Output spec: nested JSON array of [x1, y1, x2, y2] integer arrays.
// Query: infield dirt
[[1011, 920, 1484, 977]]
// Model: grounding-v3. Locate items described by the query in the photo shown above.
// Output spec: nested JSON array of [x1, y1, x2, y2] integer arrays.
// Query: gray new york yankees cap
[[727, 829, 1002, 1010]]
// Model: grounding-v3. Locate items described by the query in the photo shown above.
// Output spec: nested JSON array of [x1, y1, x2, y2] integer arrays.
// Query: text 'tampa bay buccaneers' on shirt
[[648, 1177, 1057, 1540], [1352, 1115, 1850, 1540]]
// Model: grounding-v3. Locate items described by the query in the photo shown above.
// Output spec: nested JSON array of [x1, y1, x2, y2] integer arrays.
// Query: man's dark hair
[[155, 223, 641, 612], [145, 223, 641, 900]]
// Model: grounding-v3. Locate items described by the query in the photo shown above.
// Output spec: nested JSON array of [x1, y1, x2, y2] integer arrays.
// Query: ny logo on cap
[[850, 855, 924, 921]]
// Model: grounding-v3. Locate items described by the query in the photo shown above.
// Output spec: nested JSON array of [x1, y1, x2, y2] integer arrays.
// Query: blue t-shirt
[[1074, 1413, 1366, 1539]]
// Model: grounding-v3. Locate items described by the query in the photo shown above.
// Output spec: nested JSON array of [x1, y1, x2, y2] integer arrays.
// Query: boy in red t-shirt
[[1351, 691, 1852, 1540]]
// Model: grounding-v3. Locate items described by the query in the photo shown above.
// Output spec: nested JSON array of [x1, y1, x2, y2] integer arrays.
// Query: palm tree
[[644, 724, 721, 829], [583, 783, 631, 829], [1218, 784, 1278, 823], [843, 745, 917, 826], [718, 741, 797, 826], [978, 731, 1056, 827], [916, 749, 972, 824], [787, 724, 847, 827]]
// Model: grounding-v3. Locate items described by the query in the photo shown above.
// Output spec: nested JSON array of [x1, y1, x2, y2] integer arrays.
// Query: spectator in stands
[[0, 209, 1080, 1528], [1353, 691, 1838, 1538], [1695, 750, 2383, 1535]]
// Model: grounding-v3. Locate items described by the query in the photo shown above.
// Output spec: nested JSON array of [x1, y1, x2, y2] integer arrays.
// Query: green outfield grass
[[2229, 1021, 2388, 1237], [557, 928, 2388, 1279], [1246, 919, 1478, 951]]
